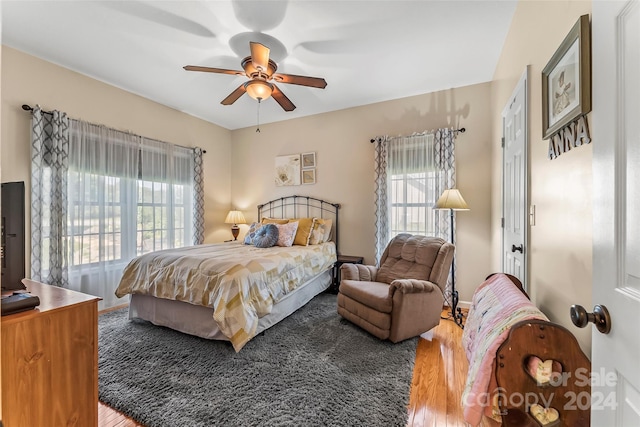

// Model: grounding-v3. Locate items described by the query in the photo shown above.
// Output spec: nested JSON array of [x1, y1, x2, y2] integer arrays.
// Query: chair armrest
[[340, 263, 378, 281], [389, 279, 440, 296]]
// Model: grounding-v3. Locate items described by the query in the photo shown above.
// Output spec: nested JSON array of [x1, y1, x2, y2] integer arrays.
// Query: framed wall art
[[275, 154, 301, 186], [541, 14, 591, 140], [301, 152, 316, 169], [302, 169, 316, 185]]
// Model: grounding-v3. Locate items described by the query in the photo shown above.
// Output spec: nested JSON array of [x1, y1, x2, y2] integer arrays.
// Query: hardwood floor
[[407, 310, 500, 427], [99, 402, 144, 427], [98, 308, 497, 427]]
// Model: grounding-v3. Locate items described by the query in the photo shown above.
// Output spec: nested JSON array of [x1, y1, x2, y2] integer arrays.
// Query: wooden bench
[[462, 273, 590, 426]]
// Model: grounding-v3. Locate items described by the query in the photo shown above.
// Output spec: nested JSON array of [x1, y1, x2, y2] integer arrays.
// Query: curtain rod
[[21, 104, 207, 154], [369, 127, 466, 143], [22, 104, 52, 114]]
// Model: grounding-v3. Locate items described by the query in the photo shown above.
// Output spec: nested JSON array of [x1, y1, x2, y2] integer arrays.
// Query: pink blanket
[[461, 274, 548, 426]]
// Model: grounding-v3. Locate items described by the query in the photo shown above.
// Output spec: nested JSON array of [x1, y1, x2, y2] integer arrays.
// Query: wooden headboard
[[257, 195, 341, 252]]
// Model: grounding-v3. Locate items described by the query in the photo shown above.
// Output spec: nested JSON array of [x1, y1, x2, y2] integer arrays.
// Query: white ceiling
[[2, 1, 517, 130]]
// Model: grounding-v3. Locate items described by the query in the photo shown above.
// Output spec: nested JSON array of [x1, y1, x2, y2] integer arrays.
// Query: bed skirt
[[127, 269, 332, 341]]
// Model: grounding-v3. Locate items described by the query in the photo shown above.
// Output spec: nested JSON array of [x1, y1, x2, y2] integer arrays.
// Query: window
[[136, 179, 191, 255], [387, 134, 440, 239], [66, 171, 193, 268], [389, 170, 439, 238], [68, 171, 126, 266]]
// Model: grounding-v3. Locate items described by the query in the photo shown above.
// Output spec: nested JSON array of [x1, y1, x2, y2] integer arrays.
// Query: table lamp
[[224, 210, 246, 241]]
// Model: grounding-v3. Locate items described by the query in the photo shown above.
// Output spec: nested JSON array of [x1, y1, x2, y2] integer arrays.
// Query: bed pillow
[[243, 222, 262, 245], [252, 223, 279, 248], [289, 217, 316, 246], [274, 221, 299, 247], [261, 217, 289, 225], [309, 218, 333, 245]]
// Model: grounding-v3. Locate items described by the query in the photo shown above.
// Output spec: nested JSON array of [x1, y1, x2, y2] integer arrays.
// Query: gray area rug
[[99, 294, 417, 427]]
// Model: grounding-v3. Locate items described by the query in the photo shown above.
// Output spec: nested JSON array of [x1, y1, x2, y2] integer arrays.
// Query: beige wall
[[1, 46, 233, 273], [491, 1, 592, 354], [231, 82, 494, 303]]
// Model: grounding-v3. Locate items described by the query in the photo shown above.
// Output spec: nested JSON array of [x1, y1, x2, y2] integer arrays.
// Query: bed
[[115, 196, 340, 352]]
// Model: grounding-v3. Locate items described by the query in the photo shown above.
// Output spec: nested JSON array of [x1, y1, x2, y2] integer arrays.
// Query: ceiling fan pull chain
[[256, 99, 261, 133]]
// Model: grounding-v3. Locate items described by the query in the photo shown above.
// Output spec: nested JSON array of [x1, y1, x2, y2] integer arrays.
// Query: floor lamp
[[435, 188, 469, 328]]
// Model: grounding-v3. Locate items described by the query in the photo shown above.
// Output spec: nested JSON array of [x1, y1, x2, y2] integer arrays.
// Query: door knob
[[511, 244, 523, 253], [570, 304, 611, 334]]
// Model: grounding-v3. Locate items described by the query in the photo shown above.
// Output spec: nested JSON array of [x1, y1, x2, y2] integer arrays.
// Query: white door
[[502, 70, 528, 288], [592, 1, 640, 425]]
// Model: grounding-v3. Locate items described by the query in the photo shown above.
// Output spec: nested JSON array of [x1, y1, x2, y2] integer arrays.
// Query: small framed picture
[[302, 168, 316, 185], [301, 152, 316, 169], [274, 154, 301, 186], [541, 14, 591, 139]]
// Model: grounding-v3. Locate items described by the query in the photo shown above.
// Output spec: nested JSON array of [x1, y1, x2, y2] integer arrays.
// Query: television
[[1, 181, 26, 292]]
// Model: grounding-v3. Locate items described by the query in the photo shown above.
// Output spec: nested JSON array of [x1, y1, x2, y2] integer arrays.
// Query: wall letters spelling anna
[[548, 115, 591, 160]]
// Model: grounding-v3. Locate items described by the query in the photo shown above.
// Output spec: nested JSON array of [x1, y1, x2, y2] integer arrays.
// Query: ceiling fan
[[184, 42, 327, 112]]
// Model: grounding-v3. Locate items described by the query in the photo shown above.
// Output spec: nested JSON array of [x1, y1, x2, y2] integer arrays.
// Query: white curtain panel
[[66, 120, 140, 307], [139, 137, 196, 251]]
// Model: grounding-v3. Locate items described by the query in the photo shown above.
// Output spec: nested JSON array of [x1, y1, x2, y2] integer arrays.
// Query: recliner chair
[[337, 233, 455, 342]]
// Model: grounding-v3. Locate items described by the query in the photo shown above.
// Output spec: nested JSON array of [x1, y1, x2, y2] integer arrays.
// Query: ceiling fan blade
[[271, 84, 296, 112], [250, 41, 270, 72], [221, 84, 247, 105], [184, 65, 244, 76], [272, 73, 327, 89]]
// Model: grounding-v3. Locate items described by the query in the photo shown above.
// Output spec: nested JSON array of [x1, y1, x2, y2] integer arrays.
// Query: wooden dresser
[[1, 280, 100, 427]]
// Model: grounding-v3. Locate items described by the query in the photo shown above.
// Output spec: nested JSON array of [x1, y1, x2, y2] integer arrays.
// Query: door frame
[[501, 68, 529, 290]]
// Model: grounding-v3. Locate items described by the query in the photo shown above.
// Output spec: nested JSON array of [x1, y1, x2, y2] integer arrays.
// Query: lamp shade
[[435, 189, 469, 210], [245, 80, 273, 101], [224, 210, 246, 225]]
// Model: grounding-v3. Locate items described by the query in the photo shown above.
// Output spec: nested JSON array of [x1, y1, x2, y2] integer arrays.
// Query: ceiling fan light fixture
[[184, 41, 325, 111], [245, 80, 274, 101]]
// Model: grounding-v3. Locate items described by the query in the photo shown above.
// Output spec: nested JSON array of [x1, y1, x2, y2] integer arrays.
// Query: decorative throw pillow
[[274, 221, 299, 247], [320, 218, 333, 242], [309, 218, 333, 245], [289, 217, 316, 246], [252, 223, 279, 248], [261, 217, 289, 225], [244, 222, 262, 245]]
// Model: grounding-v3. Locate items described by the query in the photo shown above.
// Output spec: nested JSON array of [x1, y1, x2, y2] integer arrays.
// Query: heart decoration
[[529, 403, 560, 426], [525, 356, 562, 385]]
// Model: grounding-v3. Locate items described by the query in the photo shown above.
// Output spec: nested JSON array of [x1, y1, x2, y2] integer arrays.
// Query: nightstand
[[330, 255, 364, 293]]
